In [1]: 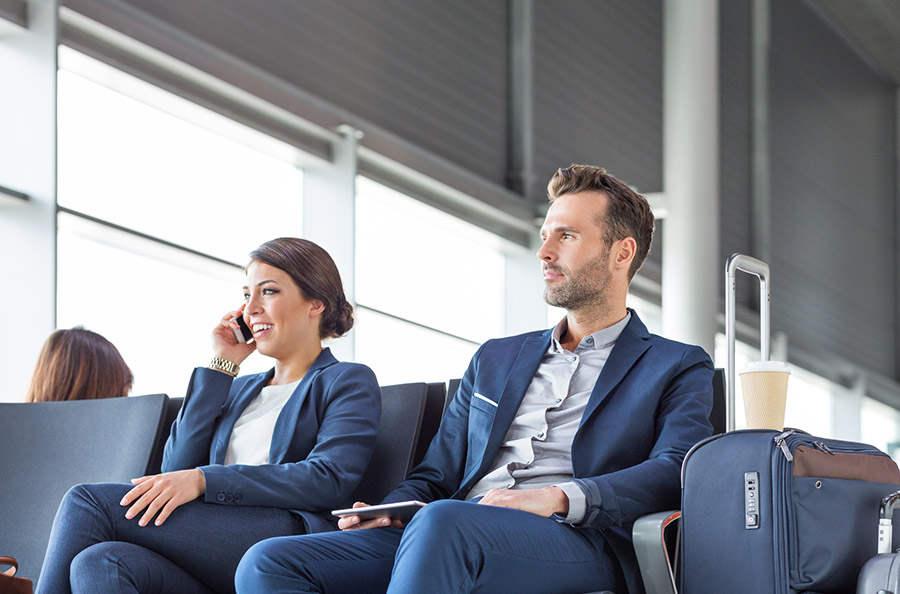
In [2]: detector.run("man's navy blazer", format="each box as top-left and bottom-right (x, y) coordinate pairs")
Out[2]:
(383, 312), (713, 593)
(162, 348), (381, 534)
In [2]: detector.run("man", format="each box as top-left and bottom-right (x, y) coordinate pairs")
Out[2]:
(235, 165), (714, 594)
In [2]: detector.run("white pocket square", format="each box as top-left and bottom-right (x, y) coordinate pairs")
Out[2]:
(473, 393), (498, 407)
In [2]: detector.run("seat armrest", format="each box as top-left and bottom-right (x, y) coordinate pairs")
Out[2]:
(632, 510), (681, 594)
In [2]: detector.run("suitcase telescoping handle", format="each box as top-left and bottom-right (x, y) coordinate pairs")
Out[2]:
(725, 254), (771, 432)
(878, 490), (900, 554)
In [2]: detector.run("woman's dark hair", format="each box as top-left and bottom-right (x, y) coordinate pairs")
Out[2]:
(249, 237), (354, 339)
(25, 327), (134, 402)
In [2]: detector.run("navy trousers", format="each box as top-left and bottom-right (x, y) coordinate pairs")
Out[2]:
(235, 499), (624, 594)
(36, 483), (305, 594)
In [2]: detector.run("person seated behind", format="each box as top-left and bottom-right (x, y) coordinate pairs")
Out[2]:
(235, 165), (715, 594)
(36, 237), (381, 594)
(25, 326), (133, 402)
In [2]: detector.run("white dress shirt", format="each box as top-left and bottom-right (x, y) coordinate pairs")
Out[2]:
(224, 379), (301, 466)
(466, 313), (631, 523)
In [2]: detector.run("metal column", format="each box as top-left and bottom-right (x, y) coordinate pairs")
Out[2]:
(661, 0), (719, 357)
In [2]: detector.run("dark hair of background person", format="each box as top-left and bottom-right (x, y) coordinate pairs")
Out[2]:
(248, 237), (354, 339)
(25, 327), (134, 402)
(547, 164), (655, 281)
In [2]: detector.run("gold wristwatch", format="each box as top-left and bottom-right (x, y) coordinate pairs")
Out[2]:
(209, 357), (239, 377)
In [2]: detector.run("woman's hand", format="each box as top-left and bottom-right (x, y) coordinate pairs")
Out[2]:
(211, 306), (256, 365)
(120, 469), (207, 527)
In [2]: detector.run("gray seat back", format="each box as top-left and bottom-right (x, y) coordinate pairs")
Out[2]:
(0, 394), (168, 581)
(350, 383), (427, 504)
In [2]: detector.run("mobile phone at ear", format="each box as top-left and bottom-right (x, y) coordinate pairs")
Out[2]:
(231, 315), (254, 343)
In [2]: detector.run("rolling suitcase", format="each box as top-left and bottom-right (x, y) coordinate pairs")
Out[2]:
(857, 491), (900, 593)
(681, 255), (900, 593)
(681, 429), (900, 593)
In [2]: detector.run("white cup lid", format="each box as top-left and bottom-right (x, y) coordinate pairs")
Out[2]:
(739, 360), (791, 375)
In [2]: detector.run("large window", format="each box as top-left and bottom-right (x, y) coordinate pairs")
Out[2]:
(714, 334), (853, 441)
(354, 177), (507, 383)
(57, 48), (304, 397)
(862, 398), (900, 457)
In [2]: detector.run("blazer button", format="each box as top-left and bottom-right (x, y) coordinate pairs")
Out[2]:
(216, 492), (226, 502)
(225, 493), (234, 503)
(234, 493), (242, 503)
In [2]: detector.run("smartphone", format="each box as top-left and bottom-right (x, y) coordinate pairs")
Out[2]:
(231, 315), (254, 343)
(332, 501), (426, 523)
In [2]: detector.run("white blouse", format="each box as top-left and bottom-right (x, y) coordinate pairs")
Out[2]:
(224, 379), (301, 466)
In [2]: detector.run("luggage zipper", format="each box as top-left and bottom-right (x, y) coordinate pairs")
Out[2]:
(772, 433), (793, 594)
(774, 430), (796, 462)
(812, 441), (835, 455)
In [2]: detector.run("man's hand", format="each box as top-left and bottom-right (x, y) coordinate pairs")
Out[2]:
(477, 486), (569, 518)
(120, 468), (206, 527)
(338, 501), (405, 531)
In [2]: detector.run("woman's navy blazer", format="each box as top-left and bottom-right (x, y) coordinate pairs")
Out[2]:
(162, 348), (381, 533)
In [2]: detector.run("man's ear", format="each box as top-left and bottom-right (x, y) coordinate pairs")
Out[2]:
(612, 237), (636, 271)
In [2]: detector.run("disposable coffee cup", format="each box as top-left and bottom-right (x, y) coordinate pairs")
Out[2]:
(739, 361), (790, 431)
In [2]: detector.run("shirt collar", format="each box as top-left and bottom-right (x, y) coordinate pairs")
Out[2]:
(550, 311), (632, 353)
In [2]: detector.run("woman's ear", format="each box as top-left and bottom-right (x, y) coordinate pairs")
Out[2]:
(308, 299), (326, 318)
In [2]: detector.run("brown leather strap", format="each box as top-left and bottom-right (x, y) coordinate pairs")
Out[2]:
(0, 556), (18, 577)
(793, 445), (900, 484)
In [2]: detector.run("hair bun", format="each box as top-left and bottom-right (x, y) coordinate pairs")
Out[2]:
(324, 296), (354, 338)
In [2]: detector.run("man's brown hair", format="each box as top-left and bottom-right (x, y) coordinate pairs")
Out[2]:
(547, 164), (655, 280)
(25, 327), (133, 402)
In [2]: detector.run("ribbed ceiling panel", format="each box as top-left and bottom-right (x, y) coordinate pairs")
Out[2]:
(0, 0), (26, 29)
(112, 0), (510, 185)
(719, 1), (754, 306)
(770, 0), (896, 376)
(531, 0), (664, 202)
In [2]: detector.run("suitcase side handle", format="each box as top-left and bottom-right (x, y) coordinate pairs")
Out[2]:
(725, 254), (771, 432)
(879, 491), (900, 554)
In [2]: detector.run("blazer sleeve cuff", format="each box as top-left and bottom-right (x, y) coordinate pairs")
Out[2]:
(198, 465), (244, 505)
(573, 476), (621, 529)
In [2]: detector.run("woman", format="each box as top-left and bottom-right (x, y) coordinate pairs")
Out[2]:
(25, 327), (133, 402)
(36, 238), (381, 594)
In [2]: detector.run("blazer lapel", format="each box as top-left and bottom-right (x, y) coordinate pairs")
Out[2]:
(268, 348), (338, 463)
(470, 332), (552, 480)
(213, 370), (273, 464)
(578, 312), (652, 430)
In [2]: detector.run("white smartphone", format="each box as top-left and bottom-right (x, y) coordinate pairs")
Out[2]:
(331, 501), (426, 523)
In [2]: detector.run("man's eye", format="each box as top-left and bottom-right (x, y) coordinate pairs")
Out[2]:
(562, 233), (574, 239)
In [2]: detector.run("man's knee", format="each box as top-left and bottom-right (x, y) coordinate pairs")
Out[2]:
(406, 500), (477, 533)
(402, 500), (473, 549)
(235, 537), (299, 590)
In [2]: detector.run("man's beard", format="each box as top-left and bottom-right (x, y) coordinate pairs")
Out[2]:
(543, 250), (612, 312)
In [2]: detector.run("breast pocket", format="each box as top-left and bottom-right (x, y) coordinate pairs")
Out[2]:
(469, 393), (497, 433)
(466, 394), (497, 463)
(470, 393), (498, 414)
